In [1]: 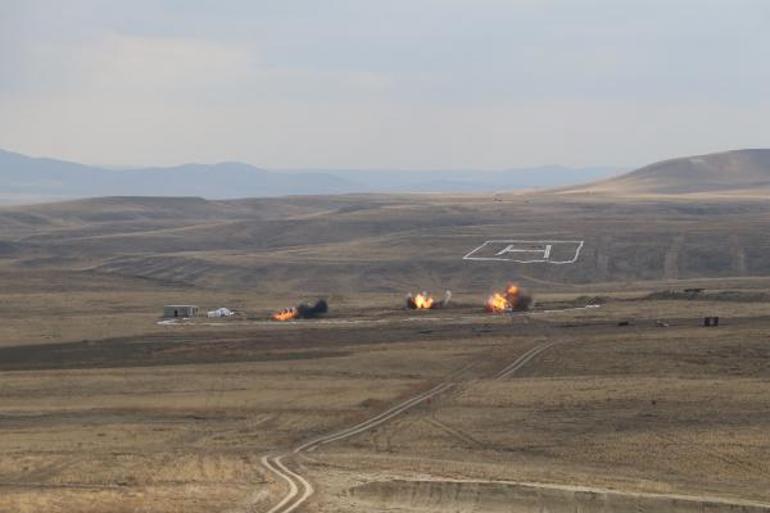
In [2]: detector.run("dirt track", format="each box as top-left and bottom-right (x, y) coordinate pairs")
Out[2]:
(258, 327), (770, 513)
(259, 336), (558, 513)
(349, 479), (770, 513)
(2, 299), (770, 513)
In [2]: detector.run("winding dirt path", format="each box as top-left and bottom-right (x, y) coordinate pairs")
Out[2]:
(259, 340), (560, 512)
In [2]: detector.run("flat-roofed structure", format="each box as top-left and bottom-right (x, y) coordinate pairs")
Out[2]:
(162, 305), (199, 318)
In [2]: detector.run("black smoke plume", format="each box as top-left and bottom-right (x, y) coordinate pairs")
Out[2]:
(513, 290), (533, 311)
(295, 299), (329, 318)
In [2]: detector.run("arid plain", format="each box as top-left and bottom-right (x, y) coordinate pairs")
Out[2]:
(2, 174), (770, 512)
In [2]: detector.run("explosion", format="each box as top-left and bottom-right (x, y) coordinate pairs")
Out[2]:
(406, 290), (452, 310)
(272, 307), (299, 321)
(485, 283), (531, 313)
(486, 292), (510, 313)
(408, 291), (435, 309)
(271, 299), (328, 321)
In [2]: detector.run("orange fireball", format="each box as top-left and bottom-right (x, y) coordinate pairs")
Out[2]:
(407, 290), (452, 310)
(486, 292), (510, 312)
(272, 307), (298, 321)
(412, 292), (435, 309)
(485, 282), (522, 313)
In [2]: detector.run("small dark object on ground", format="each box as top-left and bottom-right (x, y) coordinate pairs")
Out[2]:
(684, 288), (704, 300)
(296, 299), (329, 318)
(704, 316), (720, 327)
(617, 321), (630, 327)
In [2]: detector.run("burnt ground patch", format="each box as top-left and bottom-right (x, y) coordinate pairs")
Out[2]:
(0, 337), (350, 371)
(0, 318), (537, 371)
(3, 312), (770, 372)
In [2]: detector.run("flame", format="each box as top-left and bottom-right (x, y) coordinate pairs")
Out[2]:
(412, 292), (435, 309)
(485, 282), (521, 313)
(272, 299), (328, 321)
(272, 307), (298, 321)
(485, 292), (509, 312)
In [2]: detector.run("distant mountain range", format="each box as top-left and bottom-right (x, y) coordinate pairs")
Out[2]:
(0, 148), (620, 204)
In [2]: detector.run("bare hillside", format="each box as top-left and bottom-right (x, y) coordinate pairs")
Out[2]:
(3, 193), (770, 293)
(566, 149), (770, 195)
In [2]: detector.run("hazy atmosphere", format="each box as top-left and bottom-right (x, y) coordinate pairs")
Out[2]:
(2, 0), (769, 170)
(4, 3), (770, 513)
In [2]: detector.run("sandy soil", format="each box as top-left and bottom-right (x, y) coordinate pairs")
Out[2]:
(1, 290), (769, 512)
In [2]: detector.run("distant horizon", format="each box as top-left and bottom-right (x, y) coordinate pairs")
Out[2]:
(0, 144), (628, 205)
(4, 144), (769, 179)
(0, 145), (626, 173)
(4, 144), (770, 207)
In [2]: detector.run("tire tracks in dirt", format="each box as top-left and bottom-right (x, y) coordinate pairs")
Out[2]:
(258, 338), (561, 512)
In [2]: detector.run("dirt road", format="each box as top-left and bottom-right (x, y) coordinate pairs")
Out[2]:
(259, 339), (561, 512)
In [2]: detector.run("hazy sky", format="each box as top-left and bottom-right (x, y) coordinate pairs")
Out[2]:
(1, 0), (769, 169)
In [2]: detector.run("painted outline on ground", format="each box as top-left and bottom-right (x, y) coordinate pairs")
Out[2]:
(463, 240), (584, 264)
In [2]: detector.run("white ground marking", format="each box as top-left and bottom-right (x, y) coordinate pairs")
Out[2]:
(496, 243), (552, 258)
(463, 240), (584, 264)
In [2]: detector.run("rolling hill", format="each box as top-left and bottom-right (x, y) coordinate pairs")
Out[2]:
(566, 149), (770, 195)
(2, 191), (770, 293)
(2, 149), (770, 293)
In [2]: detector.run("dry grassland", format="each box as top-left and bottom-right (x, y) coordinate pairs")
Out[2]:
(1, 193), (770, 512)
(0, 288), (769, 512)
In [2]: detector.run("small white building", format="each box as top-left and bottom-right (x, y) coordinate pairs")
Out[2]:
(163, 305), (199, 318)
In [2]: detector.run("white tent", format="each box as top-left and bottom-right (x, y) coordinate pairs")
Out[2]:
(207, 307), (234, 318)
